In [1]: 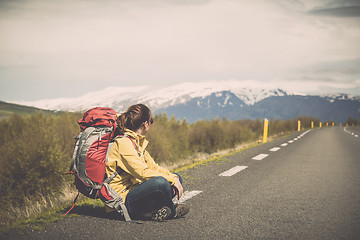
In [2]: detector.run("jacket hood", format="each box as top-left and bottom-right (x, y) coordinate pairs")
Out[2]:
(123, 129), (148, 150)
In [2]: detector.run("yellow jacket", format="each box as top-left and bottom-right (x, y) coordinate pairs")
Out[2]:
(106, 129), (177, 201)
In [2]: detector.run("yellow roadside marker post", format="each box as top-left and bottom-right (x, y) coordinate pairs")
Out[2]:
(298, 120), (301, 132)
(263, 118), (268, 143)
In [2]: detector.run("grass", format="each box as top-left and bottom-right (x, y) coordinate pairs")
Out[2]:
(0, 131), (294, 238)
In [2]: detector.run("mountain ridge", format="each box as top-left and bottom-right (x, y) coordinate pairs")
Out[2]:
(13, 81), (291, 112)
(0, 101), (56, 120)
(10, 81), (360, 123)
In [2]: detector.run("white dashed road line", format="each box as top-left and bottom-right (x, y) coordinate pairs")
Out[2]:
(269, 147), (281, 152)
(177, 190), (202, 204)
(182, 130), (314, 205)
(219, 165), (248, 177)
(252, 153), (269, 161)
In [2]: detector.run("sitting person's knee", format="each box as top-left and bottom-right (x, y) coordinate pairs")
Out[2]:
(173, 173), (183, 184)
(152, 176), (171, 189)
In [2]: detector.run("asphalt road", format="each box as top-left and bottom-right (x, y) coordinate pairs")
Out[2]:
(12, 126), (360, 240)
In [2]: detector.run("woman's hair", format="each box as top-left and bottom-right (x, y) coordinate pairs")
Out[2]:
(117, 104), (154, 132)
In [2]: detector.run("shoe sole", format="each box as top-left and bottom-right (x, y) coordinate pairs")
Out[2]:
(152, 206), (171, 221)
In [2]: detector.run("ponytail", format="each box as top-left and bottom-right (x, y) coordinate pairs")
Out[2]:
(117, 111), (129, 132)
(117, 104), (153, 132)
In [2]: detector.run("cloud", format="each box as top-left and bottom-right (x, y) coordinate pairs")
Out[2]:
(286, 58), (360, 95)
(309, 6), (360, 17)
(0, 0), (359, 101)
(304, 0), (360, 17)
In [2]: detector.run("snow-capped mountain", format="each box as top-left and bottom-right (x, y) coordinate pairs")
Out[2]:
(13, 81), (360, 123)
(15, 81), (287, 112)
(15, 86), (149, 113)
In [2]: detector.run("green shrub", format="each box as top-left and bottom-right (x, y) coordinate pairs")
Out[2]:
(0, 112), (80, 211)
(0, 110), (320, 225)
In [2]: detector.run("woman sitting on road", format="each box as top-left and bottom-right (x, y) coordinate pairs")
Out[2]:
(106, 103), (190, 221)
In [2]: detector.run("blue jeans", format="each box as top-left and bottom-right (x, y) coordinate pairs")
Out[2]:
(124, 174), (182, 219)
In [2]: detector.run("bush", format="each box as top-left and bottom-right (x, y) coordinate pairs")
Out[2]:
(147, 115), (265, 164)
(0, 112), (80, 212)
(0, 111), (320, 224)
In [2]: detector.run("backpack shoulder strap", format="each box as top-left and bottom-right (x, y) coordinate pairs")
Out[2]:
(113, 134), (137, 149)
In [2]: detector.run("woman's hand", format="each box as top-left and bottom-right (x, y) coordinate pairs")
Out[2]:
(173, 177), (183, 200)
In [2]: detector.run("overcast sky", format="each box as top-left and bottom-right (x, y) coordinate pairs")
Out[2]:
(1, 0), (360, 101)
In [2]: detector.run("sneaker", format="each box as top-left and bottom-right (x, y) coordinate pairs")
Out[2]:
(151, 206), (172, 222)
(173, 203), (190, 219)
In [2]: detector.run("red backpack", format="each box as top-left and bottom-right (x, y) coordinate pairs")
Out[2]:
(66, 107), (132, 221)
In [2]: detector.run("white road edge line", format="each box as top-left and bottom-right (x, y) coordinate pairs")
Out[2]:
(219, 165), (248, 177)
(177, 190), (202, 204)
(281, 143), (288, 147)
(252, 153), (269, 161)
